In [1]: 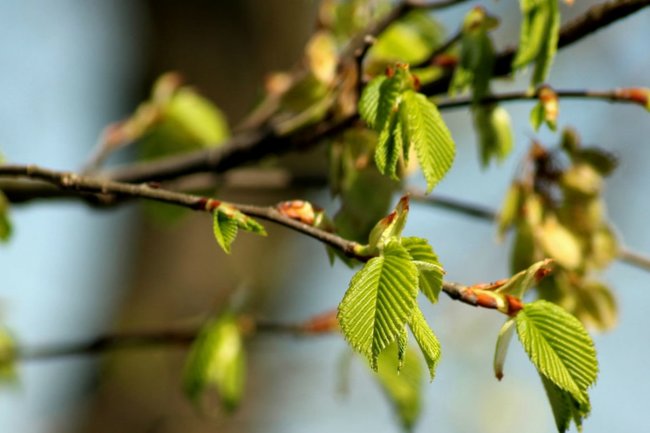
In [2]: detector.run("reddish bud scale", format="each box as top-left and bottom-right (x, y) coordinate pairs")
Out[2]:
(534, 266), (552, 282)
(432, 54), (458, 69)
(616, 88), (650, 108)
(301, 310), (339, 334)
(195, 197), (221, 211)
(385, 66), (395, 78)
(276, 200), (317, 225)
(506, 295), (523, 316)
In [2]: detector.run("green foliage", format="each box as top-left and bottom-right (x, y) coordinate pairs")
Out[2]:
(0, 327), (17, 385)
(375, 342), (424, 432)
(500, 136), (620, 330)
(530, 86), (559, 131)
(450, 7), (498, 100)
(516, 300), (597, 431)
(359, 65), (455, 192)
(513, 0), (560, 88)
(473, 104), (513, 167)
(0, 191), (12, 243)
(408, 308), (441, 381)
(183, 313), (246, 411)
(493, 318), (515, 380)
(211, 204), (267, 254)
(338, 240), (419, 369)
(339, 197), (443, 377)
(401, 237), (444, 303)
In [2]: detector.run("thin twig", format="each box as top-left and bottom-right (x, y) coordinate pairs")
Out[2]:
(436, 88), (650, 110)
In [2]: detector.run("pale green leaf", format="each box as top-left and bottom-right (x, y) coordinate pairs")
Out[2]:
(375, 343), (423, 431)
(473, 104), (513, 167)
(368, 195), (410, 253)
(530, 102), (545, 131)
(359, 76), (387, 129)
(401, 237), (443, 303)
(0, 191), (12, 242)
(183, 313), (246, 411)
(497, 259), (553, 298)
(541, 374), (591, 433)
(536, 217), (582, 270)
(0, 327), (17, 385)
(493, 318), (516, 380)
(513, 0), (560, 88)
(400, 90), (455, 193)
(338, 241), (419, 369)
(213, 211), (239, 254)
(408, 307), (441, 381)
(375, 112), (403, 179)
(497, 183), (522, 239)
(515, 300), (598, 405)
(397, 328), (408, 372)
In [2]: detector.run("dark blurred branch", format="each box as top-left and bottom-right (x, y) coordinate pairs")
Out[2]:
(436, 88), (650, 110)
(84, 0), (648, 186)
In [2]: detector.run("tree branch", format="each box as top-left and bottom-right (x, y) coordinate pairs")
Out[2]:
(408, 189), (650, 272)
(436, 88), (650, 111)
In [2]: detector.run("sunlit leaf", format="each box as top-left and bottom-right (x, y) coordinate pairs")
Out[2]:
(0, 191), (12, 243)
(183, 313), (246, 411)
(375, 112), (404, 179)
(211, 204), (266, 254)
(368, 195), (410, 253)
(306, 30), (338, 84)
(375, 342), (423, 431)
(497, 183), (522, 239)
(473, 104), (513, 167)
(515, 300), (598, 406)
(493, 318), (516, 380)
(541, 374), (591, 433)
(401, 237), (444, 303)
(338, 240), (419, 369)
(513, 0), (561, 88)
(408, 307), (441, 381)
(536, 217), (582, 270)
(399, 90), (455, 192)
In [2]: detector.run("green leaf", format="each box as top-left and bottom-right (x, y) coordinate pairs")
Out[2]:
(399, 90), (455, 192)
(338, 240), (419, 369)
(529, 102), (545, 131)
(536, 217), (582, 270)
(497, 259), (553, 298)
(512, 0), (561, 88)
(401, 237), (444, 303)
(541, 374), (591, 433)
(408, 307), (441, 381)
(473, 104), (513, 167)
(497, 183), (522, 239)
(211, 204), (266, 254)
(213, 211), (239, 254)
(375, 342), (423, 431)
(493, 318), (516, 380)
(359, 76), (387, 129)
(375, 112), (403, 179)
(0, 191), (12, 242)
(515, 300), (598, 406)
(0, 327), (17, 385)
(367, 195), (410, 253)
(183, 313), (246, 411)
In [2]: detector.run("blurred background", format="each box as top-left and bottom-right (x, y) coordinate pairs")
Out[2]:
(0, 1), (649, 432)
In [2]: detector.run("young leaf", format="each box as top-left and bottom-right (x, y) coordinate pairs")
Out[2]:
(493, 318), (516, 380)
(183, 313), (246, 411)
(399, 90), (455, 192)
(401, 237), (444, 303)
(512, 0), (560, 88)
(368, 195), (410, 253)
(497, 183), (522, 239)
(0, 327), (17, 384)
(541, 374), (591, 433)
(338, 240), (419, 369)
(211, 204), (266, 254)
(515, 300), (598, 406)
(375, 342), (423, 431)
(536, 217), (582, 270)
(408, 307), (441, 381)
(375, 112), (404, 179)
(0, 191), (12, 242)
(473, 104), (513, 167)
(359, 76), (387, 129)
(213, 211), (239, 254)
(496, 259), (553, 298)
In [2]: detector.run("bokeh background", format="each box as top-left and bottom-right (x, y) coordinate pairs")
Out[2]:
(1, 1), (649, 432)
